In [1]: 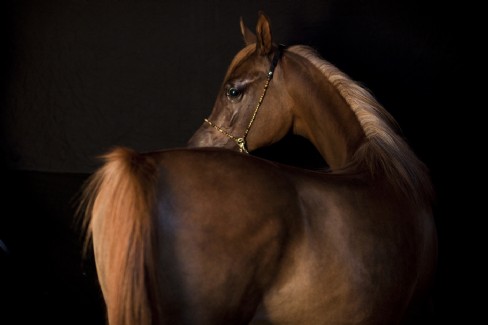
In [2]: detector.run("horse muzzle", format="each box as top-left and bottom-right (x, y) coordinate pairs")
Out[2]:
(187, 126), (236, 150)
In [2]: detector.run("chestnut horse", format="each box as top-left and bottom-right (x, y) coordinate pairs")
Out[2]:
(81, 12), (437, 325)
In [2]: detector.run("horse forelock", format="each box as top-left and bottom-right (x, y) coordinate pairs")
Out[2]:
(288, 45), (433, 205)
(224, 44), (256, 81)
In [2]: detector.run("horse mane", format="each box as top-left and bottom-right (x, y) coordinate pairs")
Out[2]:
(288, 45), (433, 205)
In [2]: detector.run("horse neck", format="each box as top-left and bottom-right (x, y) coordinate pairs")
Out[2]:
(283, 50), (365, 170)
(282, 46), (433, 206)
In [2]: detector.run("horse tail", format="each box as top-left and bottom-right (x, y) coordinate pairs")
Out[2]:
(80, 147), (160, 325)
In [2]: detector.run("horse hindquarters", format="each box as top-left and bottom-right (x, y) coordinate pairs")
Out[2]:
(152, 150), (300, 324)
(83, 148), (300, 325)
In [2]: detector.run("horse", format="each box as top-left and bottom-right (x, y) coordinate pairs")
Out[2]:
(187, 12), (437, 323)
(80, 12), (437, 325)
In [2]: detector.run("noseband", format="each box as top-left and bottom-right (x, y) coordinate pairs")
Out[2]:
(204, 44), (286, 153)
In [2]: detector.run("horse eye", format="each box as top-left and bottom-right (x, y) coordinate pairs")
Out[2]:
(226, 87), (242, 100)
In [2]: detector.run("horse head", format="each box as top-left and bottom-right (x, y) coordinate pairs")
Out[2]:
(188, 12), (293, 153)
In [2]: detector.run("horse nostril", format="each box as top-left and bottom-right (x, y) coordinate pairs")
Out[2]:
(187, 129), (205, 147)
(186, 138), (198, 148)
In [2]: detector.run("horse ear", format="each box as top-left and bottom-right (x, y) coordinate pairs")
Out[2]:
(255, 11), (273, 56)
(240, 17), (256, 46)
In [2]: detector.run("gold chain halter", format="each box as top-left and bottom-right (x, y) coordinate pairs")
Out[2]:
(204, 45), (285, 154)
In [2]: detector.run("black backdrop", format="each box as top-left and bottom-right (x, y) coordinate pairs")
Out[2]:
(0, 0), (475, 324)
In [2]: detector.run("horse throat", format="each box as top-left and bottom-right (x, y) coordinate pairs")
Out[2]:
(285, 55), (365, 170)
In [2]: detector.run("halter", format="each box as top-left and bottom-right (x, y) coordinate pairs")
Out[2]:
(204, 44), (285, 153)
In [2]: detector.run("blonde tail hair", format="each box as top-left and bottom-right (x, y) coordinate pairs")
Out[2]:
(80, 147), (160, 325)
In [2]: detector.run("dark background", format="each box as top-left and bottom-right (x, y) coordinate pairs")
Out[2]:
(0, 0), (475, 324)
